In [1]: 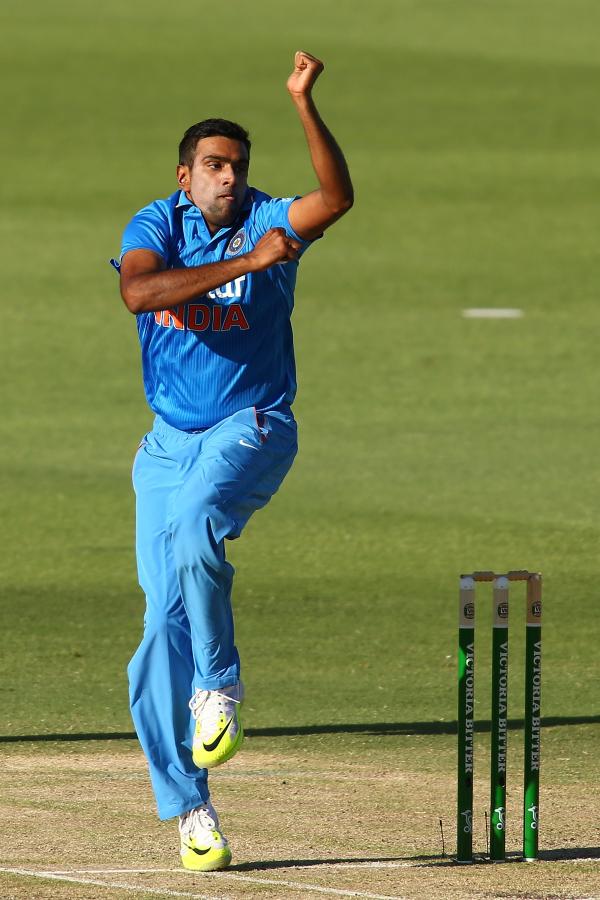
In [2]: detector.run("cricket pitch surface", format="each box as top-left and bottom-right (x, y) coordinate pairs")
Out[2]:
(1, 734), (599, 900)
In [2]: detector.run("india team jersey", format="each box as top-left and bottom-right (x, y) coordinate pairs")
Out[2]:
(119, 188), (311, 431)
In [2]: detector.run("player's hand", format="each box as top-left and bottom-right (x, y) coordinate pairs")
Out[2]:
(286, 50), (324, 98)
(246, 228), (301, 271)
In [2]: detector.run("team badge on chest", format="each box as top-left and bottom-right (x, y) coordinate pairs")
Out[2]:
(225, 227), (247, 257)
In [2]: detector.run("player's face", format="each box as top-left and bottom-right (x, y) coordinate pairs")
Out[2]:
(177, 137), (249, 233)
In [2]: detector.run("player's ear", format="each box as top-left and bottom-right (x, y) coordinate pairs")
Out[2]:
(177, 164), (191, 192)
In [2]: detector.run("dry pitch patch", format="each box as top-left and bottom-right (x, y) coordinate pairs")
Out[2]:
(1, 738), (599, 900)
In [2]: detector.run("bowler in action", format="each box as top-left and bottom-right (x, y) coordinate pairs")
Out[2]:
(115, 51), (353, 870)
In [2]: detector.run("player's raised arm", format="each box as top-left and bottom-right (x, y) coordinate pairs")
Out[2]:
(286, 51), (354, 242)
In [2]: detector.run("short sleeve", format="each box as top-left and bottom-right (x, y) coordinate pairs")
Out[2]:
(120, 203), (170, 263)
(253, 195), (313, 256)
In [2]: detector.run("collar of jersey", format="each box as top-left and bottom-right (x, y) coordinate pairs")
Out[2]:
(175, 189), (253, 246)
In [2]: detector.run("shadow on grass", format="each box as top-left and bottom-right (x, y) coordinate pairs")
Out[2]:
(230, 855), (429, 871)
(538, 846), (600, 861)
(459, 847), (600, 867)
(231, 846), (600, 871)
(0, 714), (598, 744)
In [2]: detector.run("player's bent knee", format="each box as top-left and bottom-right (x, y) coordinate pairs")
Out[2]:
(172, 506), (234, 564)
(135, 605), (190, 646)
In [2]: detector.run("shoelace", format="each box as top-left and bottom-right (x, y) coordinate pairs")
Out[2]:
(189, 688), (241, 735)
(180, 803), (217, 837)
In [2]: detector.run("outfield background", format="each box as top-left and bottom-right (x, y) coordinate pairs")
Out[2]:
(1, 0), (599, 864)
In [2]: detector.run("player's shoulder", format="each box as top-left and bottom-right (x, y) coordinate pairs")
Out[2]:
(249, 187), (297, 209)
(247, 187), (272, 218)
(131, 190), (181, 225)
(248, 188), (300, 231)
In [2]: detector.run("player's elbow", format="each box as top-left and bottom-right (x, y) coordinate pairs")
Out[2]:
(120, 280), (145, 314)
(328, 190), (354, 217)
(338, 192), (354, 214)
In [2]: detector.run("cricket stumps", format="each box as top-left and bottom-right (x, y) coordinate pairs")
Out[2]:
(456, 570), (542, 864)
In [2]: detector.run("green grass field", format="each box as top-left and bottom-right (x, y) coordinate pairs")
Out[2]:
(1, 1), (599, 897)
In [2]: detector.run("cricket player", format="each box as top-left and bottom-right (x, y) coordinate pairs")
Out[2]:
(115, 51), (353, 871)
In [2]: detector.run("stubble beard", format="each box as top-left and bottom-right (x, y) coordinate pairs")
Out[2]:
(204, 197), (241, 231)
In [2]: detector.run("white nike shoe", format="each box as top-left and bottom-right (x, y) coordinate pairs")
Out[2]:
(190, 682), (244, 769)
(179, 801), (232, 871)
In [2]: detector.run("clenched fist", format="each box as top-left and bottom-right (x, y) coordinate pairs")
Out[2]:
(246, 228), (301, 272)
(286, 50), (324, 98)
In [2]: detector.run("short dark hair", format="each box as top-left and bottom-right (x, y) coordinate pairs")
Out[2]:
(178, 118), (251, 167)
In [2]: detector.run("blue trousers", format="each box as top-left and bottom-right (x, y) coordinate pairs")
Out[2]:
(128, 406), (297, 820)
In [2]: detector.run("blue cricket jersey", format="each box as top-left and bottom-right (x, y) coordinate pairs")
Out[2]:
(119, 188), (311, 431)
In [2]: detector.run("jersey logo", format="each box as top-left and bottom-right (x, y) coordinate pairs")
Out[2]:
(153, 277), (249, 332)
(225, 227), (246, 256)
(239, 439), (259, 451)
(154, 303), (250, 333)
(207, 275), (245, 300)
